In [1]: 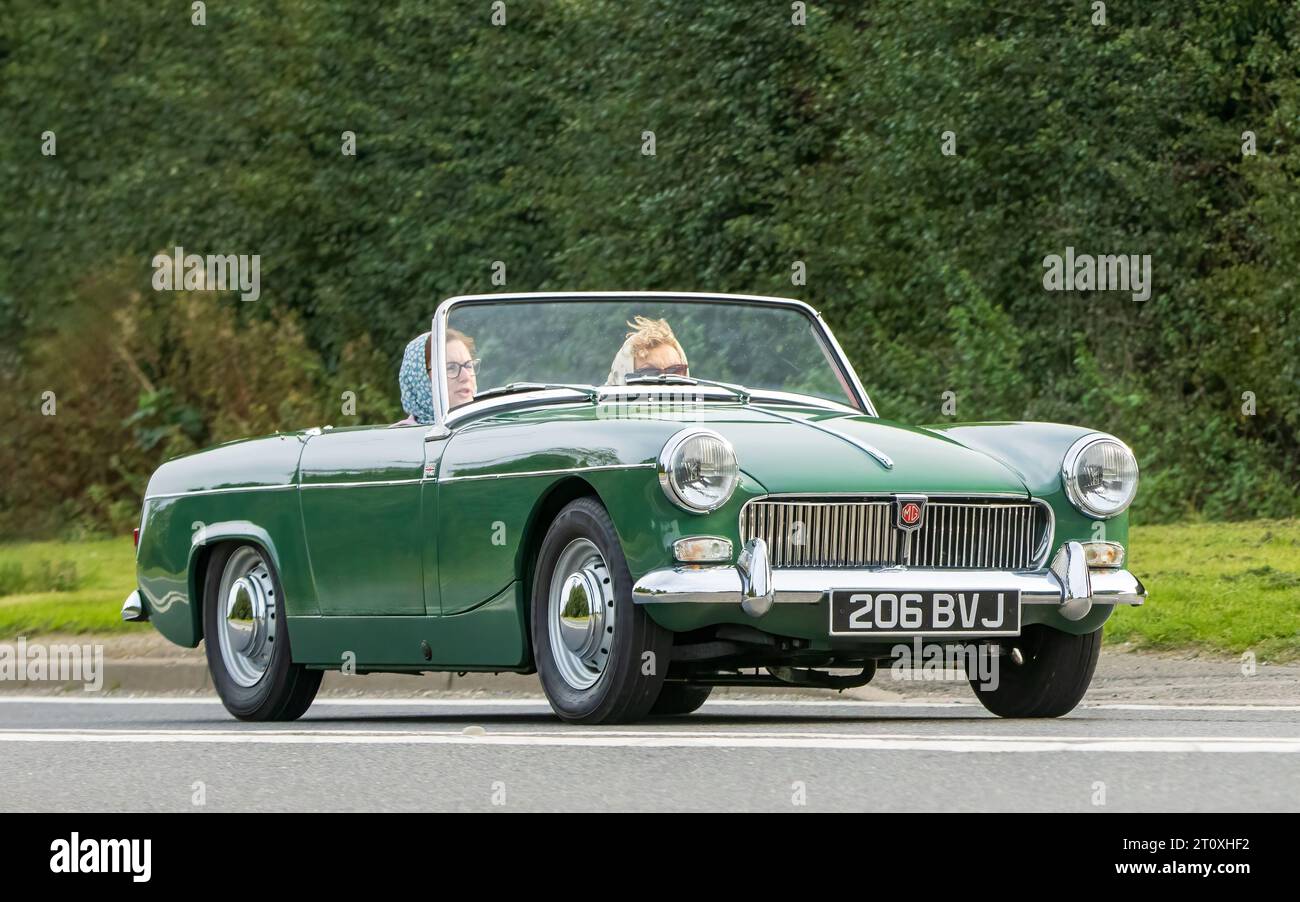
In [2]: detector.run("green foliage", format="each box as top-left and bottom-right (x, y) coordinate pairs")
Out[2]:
(1, 0), (1297, 535)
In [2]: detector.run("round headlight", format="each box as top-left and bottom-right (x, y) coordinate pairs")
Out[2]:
(658, 429), (739, 513)
(1062, 434), (1139, 518)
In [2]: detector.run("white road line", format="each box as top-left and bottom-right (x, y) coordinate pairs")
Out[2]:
(9, 696), (965, 708)
(0, 696), (1298, 712)
(1087, 703), (1300, 712)
(0, 727), (1296, 753)
(0, 696), (557, 707)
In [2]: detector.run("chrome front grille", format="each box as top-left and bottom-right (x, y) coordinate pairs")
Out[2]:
(739, 497), (1051, 570)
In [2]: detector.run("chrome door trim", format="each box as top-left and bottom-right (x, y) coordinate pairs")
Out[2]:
(299, 478), (425, 489)
(143, 484), (297, 502)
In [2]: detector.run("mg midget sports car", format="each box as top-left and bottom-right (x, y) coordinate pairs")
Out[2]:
(125, 292), (1146, 724)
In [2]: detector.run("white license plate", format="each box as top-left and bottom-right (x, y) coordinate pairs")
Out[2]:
(829, 590), (1022, 637)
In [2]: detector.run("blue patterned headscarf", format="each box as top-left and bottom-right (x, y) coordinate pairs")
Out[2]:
(399, 332), (436, 424)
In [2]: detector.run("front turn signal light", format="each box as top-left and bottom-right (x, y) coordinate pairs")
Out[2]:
(673, 536), (733, 563)
(1082, 541), (1125, 569)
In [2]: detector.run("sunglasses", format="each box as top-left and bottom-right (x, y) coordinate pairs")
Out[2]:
(444, 359), (482, 378)
(631, 364), (689, 378)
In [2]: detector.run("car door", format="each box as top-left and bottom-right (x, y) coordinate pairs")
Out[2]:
(298, 425), (432, 615)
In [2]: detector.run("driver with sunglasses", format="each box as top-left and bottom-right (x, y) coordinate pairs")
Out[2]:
(606, 315), (689, 385)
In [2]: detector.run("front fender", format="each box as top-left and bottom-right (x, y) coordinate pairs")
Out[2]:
(585, 467), (767, 583)
(922, 421), (1131, 549)
(138, 507), (297, 648)
(923, 422), (1095, 495)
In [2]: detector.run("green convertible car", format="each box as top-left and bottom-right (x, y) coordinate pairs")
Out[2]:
(125, 292), (1145, 723)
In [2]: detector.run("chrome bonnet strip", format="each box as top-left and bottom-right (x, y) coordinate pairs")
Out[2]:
(752, 407), (894, 469)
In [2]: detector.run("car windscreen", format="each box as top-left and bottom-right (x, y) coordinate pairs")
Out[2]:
(444, 299), (857, 407)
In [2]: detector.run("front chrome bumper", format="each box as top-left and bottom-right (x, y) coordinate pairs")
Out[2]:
(632, 539), (1145, 622)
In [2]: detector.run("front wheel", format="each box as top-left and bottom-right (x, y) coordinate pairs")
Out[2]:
(531, 497), (672, 724)
(969, 624), (1101, 718)
(203, 543), (322, 721)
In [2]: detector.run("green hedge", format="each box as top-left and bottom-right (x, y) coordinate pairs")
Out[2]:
(1, 0), (1297, 536)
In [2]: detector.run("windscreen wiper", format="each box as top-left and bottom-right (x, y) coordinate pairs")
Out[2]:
(472, 382), (600, 403)
(623, 374), (750, 404)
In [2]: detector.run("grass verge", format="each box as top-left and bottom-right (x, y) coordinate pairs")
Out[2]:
(0, 538), (147, 637)
(1110, 519), (1299, 662)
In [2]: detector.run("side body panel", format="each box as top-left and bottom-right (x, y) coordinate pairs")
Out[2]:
(287, 583), (528, 669)
(297, 425), (429, 616)
(434, 410), (677, 614)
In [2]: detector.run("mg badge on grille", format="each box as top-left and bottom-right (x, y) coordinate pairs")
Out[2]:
(894, 495), (926, 531)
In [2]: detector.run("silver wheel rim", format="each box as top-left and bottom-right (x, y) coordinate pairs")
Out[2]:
(216, 547), (277, 688)
(548, 538), (616, 691)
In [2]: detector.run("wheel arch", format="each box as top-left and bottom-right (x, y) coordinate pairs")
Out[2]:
(186, 523), (286, 646)
(516, 476), (604, 643)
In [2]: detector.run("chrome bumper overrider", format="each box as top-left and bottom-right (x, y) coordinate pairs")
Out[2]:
(121, 589), (148, 622)
(632, 539), (1145, 622)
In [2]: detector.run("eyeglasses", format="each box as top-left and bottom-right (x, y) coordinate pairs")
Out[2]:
(631, 364), (689, 378)
(445, 359), (482, 378)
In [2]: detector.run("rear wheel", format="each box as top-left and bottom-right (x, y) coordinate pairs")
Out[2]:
(650, 683), (713, 716)
(970, 624), (1101, 717)
(203, 543), (322, 721)
(532, 497), (672, 724)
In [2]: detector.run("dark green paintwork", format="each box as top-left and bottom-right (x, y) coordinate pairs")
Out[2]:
(288, 582), (529, 669)
(137, 433), (313, 648)
(133, 398), (1131, 672)
(298, 425), (428, 615)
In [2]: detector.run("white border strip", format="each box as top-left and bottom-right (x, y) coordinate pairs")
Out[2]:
(1, 696), (1298, 712)
(0, 727), (1297, 753)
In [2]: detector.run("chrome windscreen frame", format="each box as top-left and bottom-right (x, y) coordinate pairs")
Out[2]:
(426, 291), (880, 435)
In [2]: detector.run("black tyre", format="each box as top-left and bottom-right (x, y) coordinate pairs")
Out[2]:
(970, 624), (1102, 718)
(531, 497), (672, 724)
(203, 543), (322, 721)
(649, 683), (713, 716)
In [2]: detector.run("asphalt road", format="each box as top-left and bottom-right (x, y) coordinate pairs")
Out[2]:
(2, 695), (1298, 811)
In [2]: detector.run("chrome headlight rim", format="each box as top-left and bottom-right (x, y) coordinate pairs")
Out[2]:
(657, 428), (739, 514)
(1062, 433), (1139, 519)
